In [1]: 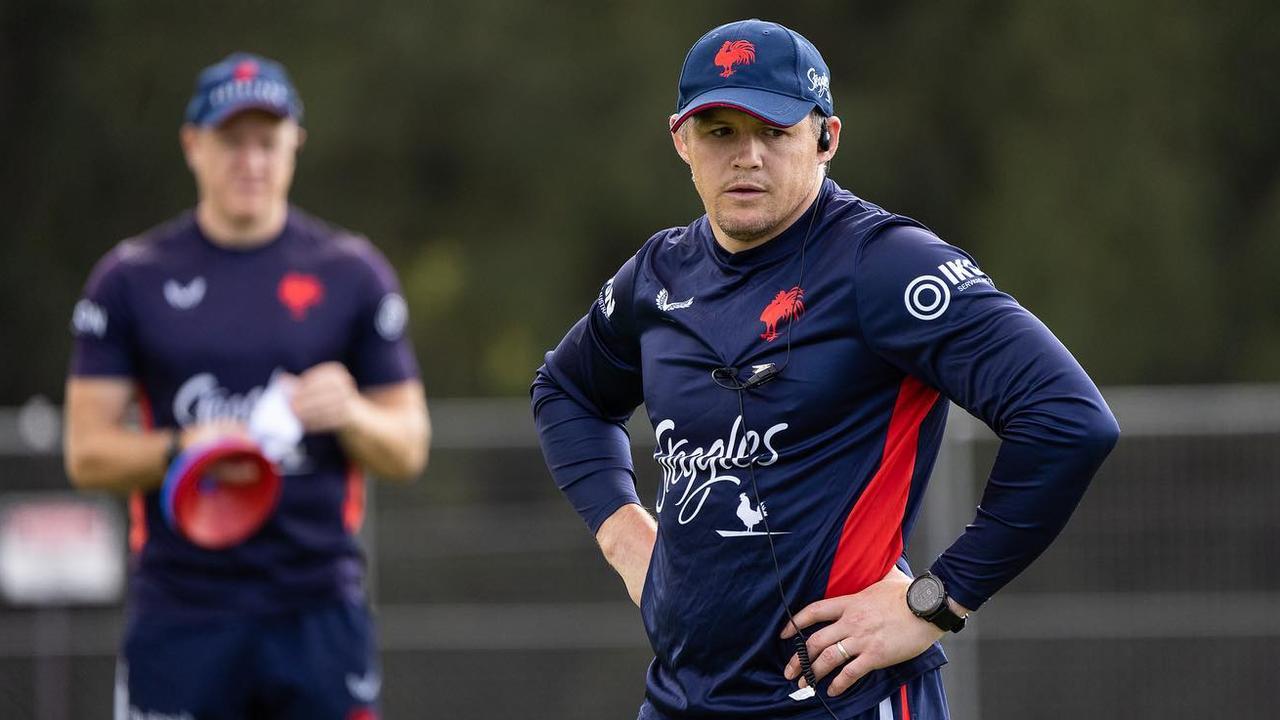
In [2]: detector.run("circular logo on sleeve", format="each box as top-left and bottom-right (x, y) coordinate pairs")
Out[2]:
(375, 293), (408, 340)
(904, 275), (951, 321)
(71, 299), (108, 337)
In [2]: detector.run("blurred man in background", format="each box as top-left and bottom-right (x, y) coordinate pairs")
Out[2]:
(64, 52), (428, 719)
(533, 19), (1117, 720)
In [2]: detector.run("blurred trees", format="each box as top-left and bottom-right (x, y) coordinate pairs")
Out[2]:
(2, 0), (1277, 401)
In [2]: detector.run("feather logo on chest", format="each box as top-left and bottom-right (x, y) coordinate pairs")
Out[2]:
(656, 288), (695, 312)
(653, 416), (791, 536)
(164, 277), (206, 310)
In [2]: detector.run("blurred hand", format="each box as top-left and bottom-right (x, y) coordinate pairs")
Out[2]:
(179, 420), (260, 486)
(289, 362), (361, 433)
(780, 566), (945, 697)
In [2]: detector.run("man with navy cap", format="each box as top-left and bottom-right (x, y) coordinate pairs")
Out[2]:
(533, 19), (1117, 719)
(65, 53), (429, 719)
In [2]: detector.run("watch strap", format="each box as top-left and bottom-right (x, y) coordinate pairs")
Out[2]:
(923, 600), (967, 633)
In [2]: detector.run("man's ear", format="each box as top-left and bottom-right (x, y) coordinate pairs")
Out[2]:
(179, 124), (200, 172)
(670, 114), (691, 165)
(818, 115), (842, 164)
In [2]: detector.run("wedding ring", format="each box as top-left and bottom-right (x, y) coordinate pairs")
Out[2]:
(835, 640), (851, 661)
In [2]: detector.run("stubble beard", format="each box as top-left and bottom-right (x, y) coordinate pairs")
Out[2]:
(713, 203), (780, 245)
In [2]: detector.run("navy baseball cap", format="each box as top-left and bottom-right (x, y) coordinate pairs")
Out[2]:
(672, 19), (833, 132)
(184, 52), (304, 127)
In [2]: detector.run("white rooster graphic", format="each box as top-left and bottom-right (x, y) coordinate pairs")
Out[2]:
(735, 493), (767, 532)
(715, 493), (790, 538)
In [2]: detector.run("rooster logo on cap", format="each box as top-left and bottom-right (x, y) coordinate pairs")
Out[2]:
(232, 59), (259, 82)
(714, 40), (756, 78)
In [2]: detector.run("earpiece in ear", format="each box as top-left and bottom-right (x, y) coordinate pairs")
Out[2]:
(818, 119), (831, 153)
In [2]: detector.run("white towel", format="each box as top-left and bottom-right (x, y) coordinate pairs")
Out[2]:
(248, 375), (303, 464)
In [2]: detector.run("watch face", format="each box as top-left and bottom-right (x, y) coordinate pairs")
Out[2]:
(908, 575), (944, 615)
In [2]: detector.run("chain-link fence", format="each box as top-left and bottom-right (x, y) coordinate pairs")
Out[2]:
(1, 386), (1276, 718)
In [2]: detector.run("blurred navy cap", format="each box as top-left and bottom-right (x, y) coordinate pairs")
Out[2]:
(672, 19), (833, 132)
(184, 52), (304, 127)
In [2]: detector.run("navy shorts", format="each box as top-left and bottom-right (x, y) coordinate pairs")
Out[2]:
(862, 669), (948, 720)
(638, 667), (948, 720)
(115, 600), (380, 720)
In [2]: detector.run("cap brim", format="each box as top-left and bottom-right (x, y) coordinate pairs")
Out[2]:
(202, 101), (294, 128)
(672, 88), (817, 132)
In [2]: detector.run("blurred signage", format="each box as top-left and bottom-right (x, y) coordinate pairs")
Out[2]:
(0, 495), (124, 606)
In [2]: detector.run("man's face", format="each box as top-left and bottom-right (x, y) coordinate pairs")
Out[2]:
(673, 108), (836, 246)
(181, 111), (303, 224)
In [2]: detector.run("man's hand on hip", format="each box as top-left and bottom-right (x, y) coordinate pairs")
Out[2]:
(780, 566), (946, 697)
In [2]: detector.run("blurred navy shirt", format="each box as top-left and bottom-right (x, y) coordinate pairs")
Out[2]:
(71, 208), (418, 617)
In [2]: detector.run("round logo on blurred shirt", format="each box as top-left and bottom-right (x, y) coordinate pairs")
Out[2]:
(71, 299), (108, 337)
(375, 293), (407, 340)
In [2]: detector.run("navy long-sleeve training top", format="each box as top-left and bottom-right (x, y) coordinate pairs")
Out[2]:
(532, 179), (1118, 719)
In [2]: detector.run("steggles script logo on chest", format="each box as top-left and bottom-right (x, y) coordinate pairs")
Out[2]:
(653, 416), (788, 525)
(173, 373), (265, 425)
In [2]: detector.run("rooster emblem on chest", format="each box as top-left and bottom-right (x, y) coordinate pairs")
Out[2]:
(759, 287), (805, 342)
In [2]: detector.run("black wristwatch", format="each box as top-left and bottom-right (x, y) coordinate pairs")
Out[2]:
(907, 572), (967, 633)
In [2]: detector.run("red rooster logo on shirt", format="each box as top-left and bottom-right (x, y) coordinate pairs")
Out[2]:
(714, 40), (756, 78)
(278, 272), (325, 321)
(759, 287), (805, 342)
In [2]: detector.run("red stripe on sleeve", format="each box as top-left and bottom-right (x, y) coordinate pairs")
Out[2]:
(343, 464), (366, 533)
(128, 491), (146, 553)
(900, 684), (911, 720)
(132, 383), (153, 553)
(135, 386), (154, 430)
(824, 376), (938, 598)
